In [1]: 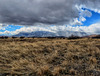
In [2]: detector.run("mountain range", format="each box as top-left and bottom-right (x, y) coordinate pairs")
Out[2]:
(13, 31), (90, 37)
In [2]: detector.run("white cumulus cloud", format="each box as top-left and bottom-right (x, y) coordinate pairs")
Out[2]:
(1, 22), (100, 36)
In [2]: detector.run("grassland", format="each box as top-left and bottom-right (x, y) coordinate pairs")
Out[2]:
(0, 38), (100, 76)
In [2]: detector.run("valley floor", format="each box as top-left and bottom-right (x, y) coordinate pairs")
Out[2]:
(0, 38), (100, 76)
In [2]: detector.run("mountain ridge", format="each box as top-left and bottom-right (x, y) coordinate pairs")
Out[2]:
(13, 31), (90, 37)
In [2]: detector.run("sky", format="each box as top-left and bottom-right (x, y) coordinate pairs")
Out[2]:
(0, 0), (100, 36)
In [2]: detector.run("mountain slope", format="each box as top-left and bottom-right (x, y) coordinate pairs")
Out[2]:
(14, 31), (57, 37)
(13, 31), (89, 37)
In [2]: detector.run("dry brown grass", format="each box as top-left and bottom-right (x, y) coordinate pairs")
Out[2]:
(0, 38), (100, 76)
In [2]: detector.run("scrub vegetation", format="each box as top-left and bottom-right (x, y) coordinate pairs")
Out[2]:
(0, 37), (100, 76)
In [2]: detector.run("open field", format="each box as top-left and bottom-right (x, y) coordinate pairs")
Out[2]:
(0, 38), (100, 76)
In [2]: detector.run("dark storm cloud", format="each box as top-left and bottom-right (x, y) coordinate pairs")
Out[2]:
(78, 0), (100, 11)
(0, 0), (100, 26)
(0, 0), (79, 25)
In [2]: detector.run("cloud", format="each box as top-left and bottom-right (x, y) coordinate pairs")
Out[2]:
(78, 0), (100, 13)
(0, 0), (79, 26)
(79, 17), (86, 22)
(16, 23), (100, 35)
(0, 0), (100, 26)
(0, 30), (10, 35)
(0, 23), (7, 30)
(70, 18), (83, 25)
(1, 22), (100, 36)
(80, 10), (92, 17)
(70, 9), (92, 26)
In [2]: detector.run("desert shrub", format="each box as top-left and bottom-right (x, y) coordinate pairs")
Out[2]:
(0, 36), (4, 39)
(47, 37), (56, 39)
(4, 36), (9, 39)
(12, 36), (17, 39)
(68, 35), (81, 39)
(31, 37), (35, 38)
(0, 36), (8, 39)
(20, 36), (25, 39)
(92, 35), (100, 39)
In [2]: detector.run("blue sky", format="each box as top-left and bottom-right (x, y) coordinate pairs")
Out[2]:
(82, 8), (100, 26)
(0, 25), (23, 32)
